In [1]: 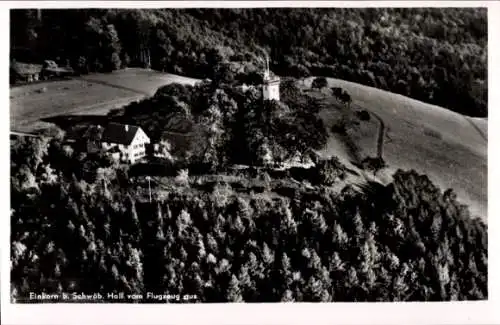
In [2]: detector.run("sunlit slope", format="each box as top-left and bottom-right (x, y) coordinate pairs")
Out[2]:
(304, 77), (487, 220)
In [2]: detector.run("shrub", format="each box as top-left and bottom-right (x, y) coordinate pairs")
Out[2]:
(121, 52), (130, 68)
(212, 181), (233, 208)
(356, 110), (371, 121)
(331, 120), (347, 134)
(423, 127), (443, 140)
(361, 156), (386, 174)
(175, 169), (190, 186)
(311, 76), (328, 89)
(314, 156), (347, 185)
(110, 52), (122, 71)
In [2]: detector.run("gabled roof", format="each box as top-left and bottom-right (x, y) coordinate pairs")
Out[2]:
(101, 123), (143, 146)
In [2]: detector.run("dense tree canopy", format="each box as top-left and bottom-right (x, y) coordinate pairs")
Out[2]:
(11, 131), (488, 302)
(11, 8), (487, 117)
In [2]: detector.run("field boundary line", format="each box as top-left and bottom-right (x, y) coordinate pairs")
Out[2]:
(371, 111), (386, 159)
(79, 77), (152, 96)
(464, 117), (487, 142)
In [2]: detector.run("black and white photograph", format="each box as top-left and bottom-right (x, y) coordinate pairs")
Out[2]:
(2, 1), (497, 323)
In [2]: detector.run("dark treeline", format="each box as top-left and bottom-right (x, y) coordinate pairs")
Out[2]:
(11, 8), (487, 117)
(11, 131), (488, 302)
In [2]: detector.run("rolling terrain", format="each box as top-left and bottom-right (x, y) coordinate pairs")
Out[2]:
(303, 77), (487, 220)
(9, 68), (200, 133)
(9, 69), (487, 220)
(8, 8), (489, 305)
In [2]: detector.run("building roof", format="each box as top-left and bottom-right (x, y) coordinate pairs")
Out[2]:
(11, 62), (43, 76)
(101, 123), (142, 146)
(263, 70), (280, 83)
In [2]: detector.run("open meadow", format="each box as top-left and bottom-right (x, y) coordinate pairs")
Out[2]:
(79, 68), (201, 96)
(303, 77), (487, 220)
(10, 68), (200, 133)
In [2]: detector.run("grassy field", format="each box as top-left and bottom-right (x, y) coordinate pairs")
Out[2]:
(10, 68), (201, 133)
(302, 77), (487, 220)
(79, 68), (201, 96)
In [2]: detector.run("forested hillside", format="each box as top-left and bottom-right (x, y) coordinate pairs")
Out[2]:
(11, 8), (487, 117)
(10, 134), (488, 302)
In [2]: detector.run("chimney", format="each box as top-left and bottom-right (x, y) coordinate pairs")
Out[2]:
(125, 125), (129, 132)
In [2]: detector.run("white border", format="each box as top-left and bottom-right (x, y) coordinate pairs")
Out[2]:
(2, 2), (499, 325)
(1, 1), (495, 9)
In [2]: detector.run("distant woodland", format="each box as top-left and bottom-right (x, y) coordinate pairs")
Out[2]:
(10, 8), (487, 117)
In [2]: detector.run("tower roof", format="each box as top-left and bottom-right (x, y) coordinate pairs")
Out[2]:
(263, 71), (280, 83)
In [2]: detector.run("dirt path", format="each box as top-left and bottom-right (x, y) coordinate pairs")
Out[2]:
(371, 111), (386, 159)
(316, 99), (373, 182)
(10, 131), (41, 138)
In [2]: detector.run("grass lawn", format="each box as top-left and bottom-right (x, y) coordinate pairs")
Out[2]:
(303, 77), (487, 220)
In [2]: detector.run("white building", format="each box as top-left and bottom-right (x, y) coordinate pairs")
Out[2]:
(262, 56), (280, 101)
(99, 123), (151, 164)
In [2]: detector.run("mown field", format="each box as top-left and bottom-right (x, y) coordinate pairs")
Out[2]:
(10, 68), (200, 133)
(302, 77), (487, 220)
(79, 68), (201, 96)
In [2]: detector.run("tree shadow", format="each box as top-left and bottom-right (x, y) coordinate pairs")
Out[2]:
(41, 114), (114, 131)
(40, 114), (119, 140)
